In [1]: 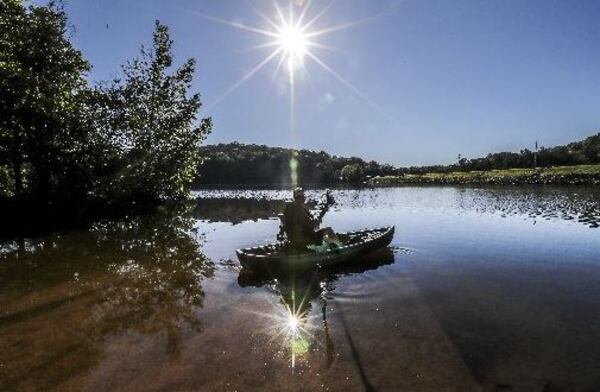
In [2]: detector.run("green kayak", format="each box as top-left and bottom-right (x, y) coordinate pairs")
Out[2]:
(236, 226), (395, 271)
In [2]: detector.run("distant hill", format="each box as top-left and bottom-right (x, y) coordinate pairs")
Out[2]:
(194, 134), (600, 186)
(194, 143), (396, 186)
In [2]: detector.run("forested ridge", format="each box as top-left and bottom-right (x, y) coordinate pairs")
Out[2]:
(196, 134), (600, 186)
(195, 142), (397, 185)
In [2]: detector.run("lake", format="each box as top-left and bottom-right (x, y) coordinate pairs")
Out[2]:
(1, 186), (600, 391)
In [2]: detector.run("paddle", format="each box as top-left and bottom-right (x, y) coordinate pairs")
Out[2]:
(314, 189), (335, 225)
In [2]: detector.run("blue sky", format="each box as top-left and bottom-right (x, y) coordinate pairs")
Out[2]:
(51, 0), (600, 165)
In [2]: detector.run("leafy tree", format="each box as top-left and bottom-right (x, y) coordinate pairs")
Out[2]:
(0, 0), (91, 201)
(340, 163), (365, 184)
(90, 21), (212, 202)
(1, 1), (212, 226)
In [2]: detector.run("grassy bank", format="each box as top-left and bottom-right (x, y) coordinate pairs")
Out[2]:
(369, 165), (600, 186)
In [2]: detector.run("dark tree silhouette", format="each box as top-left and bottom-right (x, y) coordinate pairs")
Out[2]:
(89, 21), (212, 203)
(195, 143), (397, 186)
(0, 0), (91, 202)
(0, 2), (212, 226)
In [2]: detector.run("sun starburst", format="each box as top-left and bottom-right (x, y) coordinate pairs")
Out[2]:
(194, 0), (398, 113)
(277, 24), (308, 73)
(190, 1), (400, 186)
(278, 25), (307, 58)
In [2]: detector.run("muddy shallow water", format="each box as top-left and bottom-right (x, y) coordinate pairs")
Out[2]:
(1, 186), (600, 391)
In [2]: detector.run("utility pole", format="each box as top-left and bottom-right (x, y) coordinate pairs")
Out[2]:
(533, 140), (538, 169)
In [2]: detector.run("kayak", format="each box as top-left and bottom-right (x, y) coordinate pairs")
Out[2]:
(236, 226), (395, 271)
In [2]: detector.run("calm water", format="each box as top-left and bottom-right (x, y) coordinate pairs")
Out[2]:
(1, 187), (600, 391)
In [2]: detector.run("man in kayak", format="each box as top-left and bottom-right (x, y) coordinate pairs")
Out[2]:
(280, 188), (341, 249)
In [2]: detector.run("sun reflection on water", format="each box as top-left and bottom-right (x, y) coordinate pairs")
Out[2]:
(244, 284), (319, 372)
(237, 248), (396, 375)
(288, 312), (300, 335)
(283, 304), (313, 372)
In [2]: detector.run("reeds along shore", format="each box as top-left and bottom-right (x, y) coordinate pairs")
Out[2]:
(368, 165), (600, 186)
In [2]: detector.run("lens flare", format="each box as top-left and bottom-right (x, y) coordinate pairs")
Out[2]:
(289, 152), (299, 187)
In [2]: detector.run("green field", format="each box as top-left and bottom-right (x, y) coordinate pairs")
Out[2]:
(369, 165), (600, 186)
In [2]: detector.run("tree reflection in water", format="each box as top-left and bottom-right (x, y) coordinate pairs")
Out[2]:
(88, 204), (214, 356)
(237, 248), (394, 373)
(0, 203), (213, 390)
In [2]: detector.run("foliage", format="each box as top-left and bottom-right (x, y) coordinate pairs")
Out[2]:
(89, 22), (212, 203)
(196, 135), (600, 187)
(195, 142), (396, 186)
(0, 0), (91, 201)
(370, 164), (600, 186)
(0, 1), (210, 214)
(340, 163), (365, 184)
(400, 133), (600, 175)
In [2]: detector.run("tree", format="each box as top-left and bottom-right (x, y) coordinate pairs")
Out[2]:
(0, 0), (91, 201)
(90, 21), (212, 202)
(340, 163), (365, 184)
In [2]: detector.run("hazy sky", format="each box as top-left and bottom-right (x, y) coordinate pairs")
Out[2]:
(53, 0), (600, 165)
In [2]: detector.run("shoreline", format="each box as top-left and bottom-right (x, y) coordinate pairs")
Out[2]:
(368, 164), (600, 186)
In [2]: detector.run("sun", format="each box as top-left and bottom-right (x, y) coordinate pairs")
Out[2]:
(196, 0), (395, 117)
(277, 24), (308, 74)
(277, 25), (307, 61)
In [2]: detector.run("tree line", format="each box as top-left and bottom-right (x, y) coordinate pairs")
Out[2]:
(0, 1), (211, 220)
(196, 134), (600, 186)
(194, 143), (397, 186)
(400, 133), (600, 175)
